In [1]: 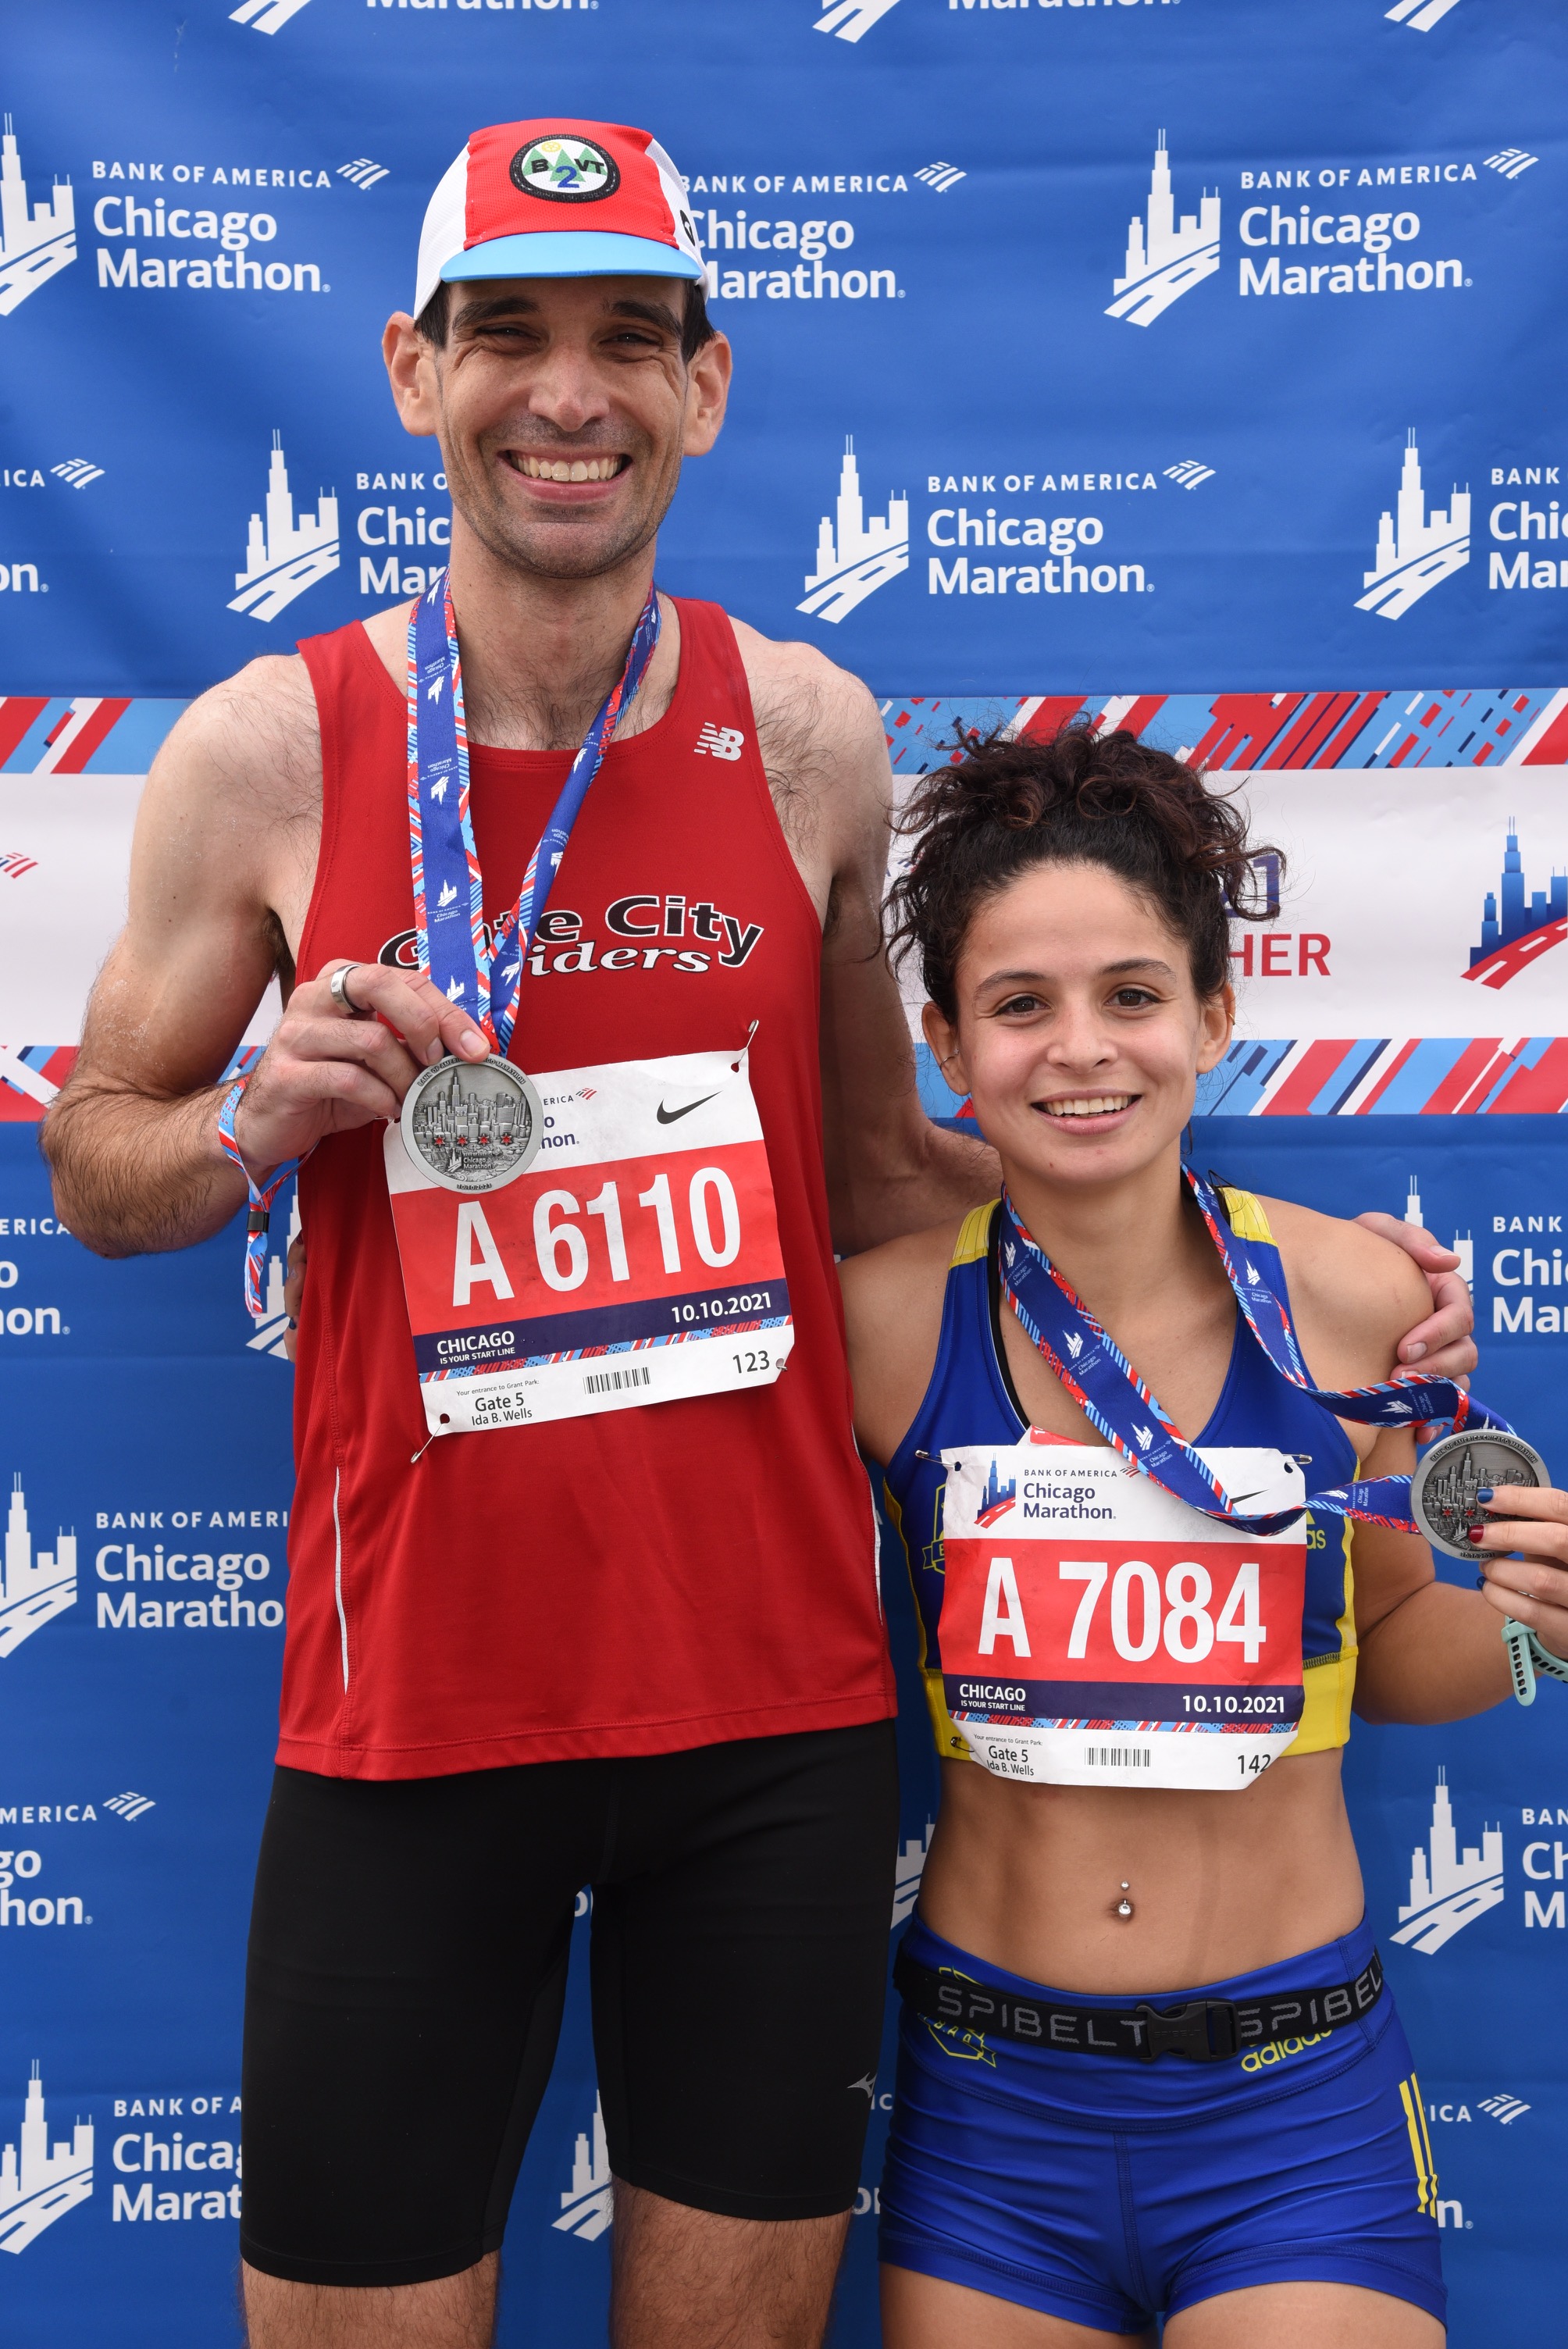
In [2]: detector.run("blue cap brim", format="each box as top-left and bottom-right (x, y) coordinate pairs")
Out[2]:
(443, 230), (704, 285)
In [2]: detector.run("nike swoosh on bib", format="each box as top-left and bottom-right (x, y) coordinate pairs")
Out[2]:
(656, 1092), (720, 1124)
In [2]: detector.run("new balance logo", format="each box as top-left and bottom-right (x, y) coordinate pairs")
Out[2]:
(230, 0), (313, 30)
(554, 2098), (613, 2240)
(337, 159), (389, 191)
(1484, 148), (1538, 181)
(1386, 0), (1463, 28)
(49, 460), (103, 490)
(815, 0), (903, 41)
(694, 722), (744, 761)
(915, 162), (965, 194)
(1164, 461), (1214, 490)
(103, 1792), (155, 1823)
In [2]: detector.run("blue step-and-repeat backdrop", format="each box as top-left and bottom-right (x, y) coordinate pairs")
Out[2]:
(2, 2), (1566, 2342)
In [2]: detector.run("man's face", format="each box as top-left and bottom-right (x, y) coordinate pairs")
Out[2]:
(383, 276), (730, 583)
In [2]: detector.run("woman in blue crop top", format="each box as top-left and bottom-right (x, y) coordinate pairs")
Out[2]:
(839, 723), (1568, 2349)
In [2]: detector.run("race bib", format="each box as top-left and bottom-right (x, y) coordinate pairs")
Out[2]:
(384, 1045), (793, 1435)
(939, 1437), (1308, 1791)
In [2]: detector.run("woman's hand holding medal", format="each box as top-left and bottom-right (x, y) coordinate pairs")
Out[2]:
(1470, 1484), (1568, 1666)
(226, 957), (491, 1184)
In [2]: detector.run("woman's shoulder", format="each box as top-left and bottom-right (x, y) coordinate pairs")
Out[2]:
(839, 1211), (985, 1465)
(1249, 1192), (1430, 1385)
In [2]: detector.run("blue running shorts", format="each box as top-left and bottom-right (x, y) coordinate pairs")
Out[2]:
(879, 1913), (1445, 2333)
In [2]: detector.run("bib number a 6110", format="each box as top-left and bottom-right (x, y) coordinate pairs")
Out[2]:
(385, 1046), (793, 1435)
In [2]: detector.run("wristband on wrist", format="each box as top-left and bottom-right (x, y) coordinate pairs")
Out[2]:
(216, 1076), (308, 1321)
(1502, 1617), (1568, 1707)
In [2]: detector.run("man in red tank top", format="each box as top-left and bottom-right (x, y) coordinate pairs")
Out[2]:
(44, 116), (1474, 2349)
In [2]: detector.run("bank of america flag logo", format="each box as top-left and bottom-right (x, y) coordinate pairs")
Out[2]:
(815, 0), (903, 41)
(1484, 148), (1538, 181)
(50, 459), (103, 490)
(554, 2098), (612, 2240)
(799, 441), (908, 626)
(104, 1791), (155, 1823)
(0, 2066), (94, 2255)
(1107, 134), (1220, 329)
(231, 0), (313, 31)
(914, 162), (965, 194)
(1392, 1770), (1503, 1955)
(338, 159), (389, 192)
(1356, 433), (1469, 621)
(1387, 0), (1463, 29)
(230, 434), (340, 624)
(1164, 460), (1214, 490)
(0, 117), (75, 318)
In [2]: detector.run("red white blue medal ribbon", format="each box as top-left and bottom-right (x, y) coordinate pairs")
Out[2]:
(216, 1078), (301, 1321)
(996, 1165), (1514, 1540)
(407, 567), (661, 1054)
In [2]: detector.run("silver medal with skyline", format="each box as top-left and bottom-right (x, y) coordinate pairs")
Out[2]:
(1410, 1429), (1549, 1562)
(400, 1053), (543, 1193)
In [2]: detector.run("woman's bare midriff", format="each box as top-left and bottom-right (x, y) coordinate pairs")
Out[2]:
(918, 1745), (1365, 1996)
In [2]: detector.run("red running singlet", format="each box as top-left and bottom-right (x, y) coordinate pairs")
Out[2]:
(282, 601), (893, 1777)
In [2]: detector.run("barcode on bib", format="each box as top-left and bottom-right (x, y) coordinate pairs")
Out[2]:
(1084, 1747), (1151, 1769)
(583, 1366), (652, 1396)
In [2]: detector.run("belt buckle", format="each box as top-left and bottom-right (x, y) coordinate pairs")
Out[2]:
(1132, 1997), (1240, 2062)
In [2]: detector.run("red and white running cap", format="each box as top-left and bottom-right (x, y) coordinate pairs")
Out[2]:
(415, 119), (705, 317)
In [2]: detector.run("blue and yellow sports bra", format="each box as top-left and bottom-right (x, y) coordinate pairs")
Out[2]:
(883, 1187), (1360, 1771)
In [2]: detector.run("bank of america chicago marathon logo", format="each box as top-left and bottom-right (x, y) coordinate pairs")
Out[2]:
(0, 1474), (77, 1660)
(1465, 824), (1566, 992)
(0, 2066), (94, 2255)
(230, 434), (340, 624)
(0, 116), (75, 317)
(1107, 135), (1220, 330)
(1356, 433), (1469, 622)
(1392, 1770), (1506, 1955)
(799, 440), (909, 624)
(555, 2096), (613, 2241)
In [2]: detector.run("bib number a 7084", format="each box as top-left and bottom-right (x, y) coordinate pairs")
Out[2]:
(1042, 1556), (1265, 1666)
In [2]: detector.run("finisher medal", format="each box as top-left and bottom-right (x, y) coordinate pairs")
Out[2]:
(398, 565), (661, 1186)
(400, 1053), (543, 1194)
(1409, 1428), (1550, 1562)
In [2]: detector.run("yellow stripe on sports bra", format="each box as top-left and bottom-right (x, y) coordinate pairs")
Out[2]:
(949, 1201), (998, 1270)
(1217, 1184), (1275, 1245)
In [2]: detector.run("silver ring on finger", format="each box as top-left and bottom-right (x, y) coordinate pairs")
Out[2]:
(329, 963), (373, 1020)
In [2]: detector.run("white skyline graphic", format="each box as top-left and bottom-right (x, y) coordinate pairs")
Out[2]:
(815, 0), (903, 41)
(1107, 134), (1220, 329)
(1356, 433), (1470, 621)
(554, 2098), (612, 2241)
(246, 1189), (301, 1360)
(230, 435), (340, 625)
(799, 441), (909, 626)
(230, 0), (315, 32)
(1387, 0), (1463, 30)
(1392, 1770), (1504, 1955)
(1, 1476), (77, 1660)
(892, 1819), (934, 1928)
(0, 117), (75, 319)
(0, 2066), (94, 2255)
(1404, 1175), (1472, 1288)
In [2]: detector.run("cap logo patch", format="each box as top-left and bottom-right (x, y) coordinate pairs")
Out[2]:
(510, 134), (620, 204)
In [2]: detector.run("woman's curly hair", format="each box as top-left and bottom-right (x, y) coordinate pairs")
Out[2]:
(887, 722), (1283, 1019)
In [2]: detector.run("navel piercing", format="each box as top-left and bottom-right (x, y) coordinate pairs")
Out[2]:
(1114, 1881), (1134, 1920)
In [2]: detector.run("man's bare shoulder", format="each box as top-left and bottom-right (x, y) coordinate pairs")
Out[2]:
(154, 651), (321, 826)
(727, 616), (884, 769)
(1258, 1193), (1431, 1383)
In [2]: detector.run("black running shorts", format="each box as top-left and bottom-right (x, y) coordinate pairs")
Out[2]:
(240, 1720), (900, 2287)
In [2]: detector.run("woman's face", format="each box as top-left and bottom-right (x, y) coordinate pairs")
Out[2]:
(923, 860), (1233, 1191)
